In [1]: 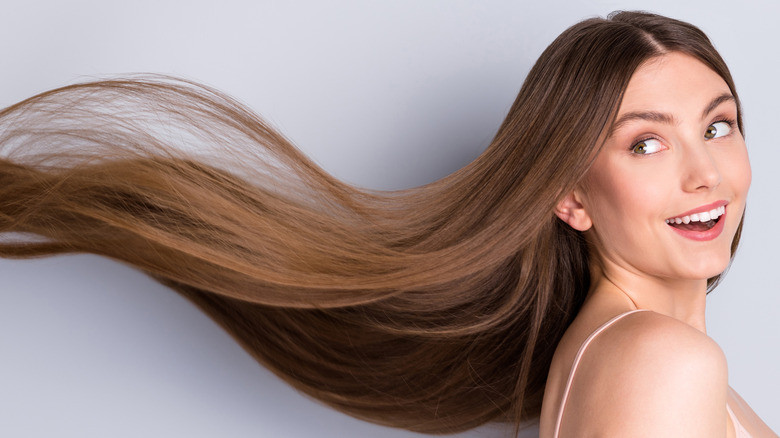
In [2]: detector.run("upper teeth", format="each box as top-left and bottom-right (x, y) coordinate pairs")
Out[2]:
(666, 205), (725, 225)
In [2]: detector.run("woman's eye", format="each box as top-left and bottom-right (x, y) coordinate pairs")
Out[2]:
(704, 121), (732, 139)
(631, 138), (664, 155)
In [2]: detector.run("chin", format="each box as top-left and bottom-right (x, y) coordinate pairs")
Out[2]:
(677, 253), (733, 282)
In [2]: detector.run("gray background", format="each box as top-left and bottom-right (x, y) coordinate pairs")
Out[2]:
(1, 1), (777, 436)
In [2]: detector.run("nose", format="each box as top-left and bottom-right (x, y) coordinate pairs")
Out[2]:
(681, 141), (722, 192)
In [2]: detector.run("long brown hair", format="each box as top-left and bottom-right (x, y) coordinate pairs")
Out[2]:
(0, 11), (743, 434)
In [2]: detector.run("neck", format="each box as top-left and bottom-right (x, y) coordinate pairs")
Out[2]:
(588, 262), (709, 332)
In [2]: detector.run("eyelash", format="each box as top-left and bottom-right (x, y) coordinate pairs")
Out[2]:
(628, 116), (738, 154)
(712, 117), (737, 135)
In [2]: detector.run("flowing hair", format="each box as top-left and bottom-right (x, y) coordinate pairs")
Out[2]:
(0, 11), (743, 434)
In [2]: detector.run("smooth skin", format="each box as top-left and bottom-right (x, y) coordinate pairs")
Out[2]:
(539, 52), (777, 437)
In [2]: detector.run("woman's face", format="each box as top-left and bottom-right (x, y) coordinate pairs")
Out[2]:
(575, 52), (751, 283)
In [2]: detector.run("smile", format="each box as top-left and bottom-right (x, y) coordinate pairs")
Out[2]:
(665, 203), (727, 241)
(665, 205), (725, 227)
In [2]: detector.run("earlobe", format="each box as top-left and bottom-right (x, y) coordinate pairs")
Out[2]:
(555, 191), (593, 231)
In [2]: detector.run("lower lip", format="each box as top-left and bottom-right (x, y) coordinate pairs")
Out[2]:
(667, 212), (726, 241)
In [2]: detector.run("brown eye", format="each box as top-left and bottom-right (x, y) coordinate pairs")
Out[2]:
(631, 138), (663, 155)
(705, 121), (731, 140)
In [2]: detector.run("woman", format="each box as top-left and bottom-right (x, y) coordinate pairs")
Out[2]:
(0, 10), (776, 437)
(540, 49), (767, 437)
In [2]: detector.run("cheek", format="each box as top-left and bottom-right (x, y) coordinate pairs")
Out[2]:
(715, 140), (751, 202)
(582, 161), (674, 265)
(718, 144), (751, 232)
(729, 146), (752, 195)
(584, 164), (669, 227)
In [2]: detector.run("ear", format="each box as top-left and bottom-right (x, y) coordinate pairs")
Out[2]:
(555, 191), (592, 231)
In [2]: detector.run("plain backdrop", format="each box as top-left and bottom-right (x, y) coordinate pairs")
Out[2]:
(1, 1), (778, 437)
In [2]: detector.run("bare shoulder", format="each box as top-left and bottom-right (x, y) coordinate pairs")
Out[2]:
(559, 311), (729, 437)
(608, 311), (727, 366)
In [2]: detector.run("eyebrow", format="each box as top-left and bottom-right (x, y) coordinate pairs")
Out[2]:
(608, 93), (736, 137)
(701, 93), (736, 119)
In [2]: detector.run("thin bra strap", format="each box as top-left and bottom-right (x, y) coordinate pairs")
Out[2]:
(727, 403), (751, 438)
(552, 309), (650, 437)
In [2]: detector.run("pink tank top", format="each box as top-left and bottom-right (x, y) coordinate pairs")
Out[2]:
(552, 310), (752, 437)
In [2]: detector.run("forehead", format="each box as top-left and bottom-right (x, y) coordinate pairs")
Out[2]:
(618, 52), (732, 116)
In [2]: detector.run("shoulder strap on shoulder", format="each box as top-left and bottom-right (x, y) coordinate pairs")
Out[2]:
(552, 309), (650, 437)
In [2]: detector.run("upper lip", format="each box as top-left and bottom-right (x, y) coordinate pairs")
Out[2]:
(668, 200), (729, 219)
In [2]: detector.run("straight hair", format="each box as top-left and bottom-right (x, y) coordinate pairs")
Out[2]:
(0, 11), (743, 433)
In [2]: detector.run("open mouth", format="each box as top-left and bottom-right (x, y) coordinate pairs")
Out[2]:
(665, 205), (725, 232)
